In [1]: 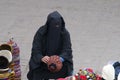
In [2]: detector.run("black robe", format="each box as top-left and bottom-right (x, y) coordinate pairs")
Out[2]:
(27, 11), (73, 80)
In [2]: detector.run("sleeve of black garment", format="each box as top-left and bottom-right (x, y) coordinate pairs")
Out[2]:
(31, 30), (43, 64)
(60, 29), (73, 63)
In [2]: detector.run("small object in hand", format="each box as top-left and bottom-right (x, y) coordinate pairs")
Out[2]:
(47, 55), (63, 73)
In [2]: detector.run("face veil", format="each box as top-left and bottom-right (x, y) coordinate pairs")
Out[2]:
(46, 11), (63, 56)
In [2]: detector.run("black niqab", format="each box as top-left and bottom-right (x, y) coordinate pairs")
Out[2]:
(46, 11), (63, 56)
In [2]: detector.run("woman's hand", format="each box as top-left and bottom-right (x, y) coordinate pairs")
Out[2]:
(41, 56), (50, 64)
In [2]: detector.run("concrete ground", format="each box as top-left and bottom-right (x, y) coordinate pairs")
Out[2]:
(0, 0), (120, 79)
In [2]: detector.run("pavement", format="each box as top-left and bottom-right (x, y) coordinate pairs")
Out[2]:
(0, 0), (120, 79)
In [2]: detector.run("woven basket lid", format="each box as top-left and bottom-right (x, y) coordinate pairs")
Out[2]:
(0, 50), (12, 63)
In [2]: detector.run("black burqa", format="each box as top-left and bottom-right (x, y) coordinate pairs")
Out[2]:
(27, 11), (73, 80)
(46, 12), (62, 56)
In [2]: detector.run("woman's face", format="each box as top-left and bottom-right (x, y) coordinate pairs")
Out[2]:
(48, 17), (62, 29)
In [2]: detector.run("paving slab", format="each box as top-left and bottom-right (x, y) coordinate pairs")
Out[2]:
(0, 0), (120, 79)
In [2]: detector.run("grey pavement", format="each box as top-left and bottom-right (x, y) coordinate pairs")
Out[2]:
(0, 0), (120, 79)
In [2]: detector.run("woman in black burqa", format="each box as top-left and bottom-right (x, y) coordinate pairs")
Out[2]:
(27, 11), (73, 80)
